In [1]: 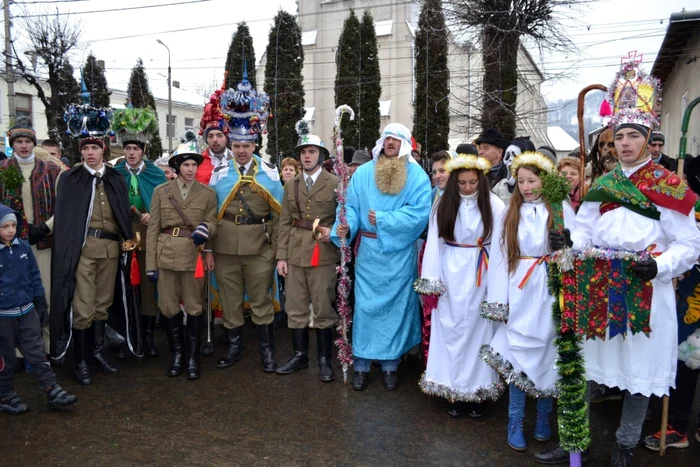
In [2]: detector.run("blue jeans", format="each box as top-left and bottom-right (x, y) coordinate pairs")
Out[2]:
(353, 357), (399, 372)
(508, 384), (553, 420)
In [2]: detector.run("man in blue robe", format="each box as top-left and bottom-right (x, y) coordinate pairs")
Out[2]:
(332, 123), (431, 391)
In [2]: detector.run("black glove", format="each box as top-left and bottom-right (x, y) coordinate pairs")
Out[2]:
(629, 258), (658, 282)
(33, 295), (49, 327)
(28, 222), (50, 245)
(549, 228), (572, 251)
(146, 270), (159, 282)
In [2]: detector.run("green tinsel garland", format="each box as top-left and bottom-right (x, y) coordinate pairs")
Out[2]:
(0, 164), (25, 191)
(112, 108), (158, 135)
(541, 172), (590, 453)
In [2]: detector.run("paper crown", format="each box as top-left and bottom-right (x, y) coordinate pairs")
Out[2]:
(601, 52), (661, 130)
(64, 74), (114, 139)
(445, 154), (491, 174)
(511, 151), (555, 174)
(200, 63), (271, 142)
(112, 107), (158, 145)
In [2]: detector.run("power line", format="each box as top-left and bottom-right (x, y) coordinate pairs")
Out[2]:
(14, 0), (214, 18)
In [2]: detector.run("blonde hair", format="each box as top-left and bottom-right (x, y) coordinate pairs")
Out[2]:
(556, 156), (582, 175)
(280, 157), (300, 174)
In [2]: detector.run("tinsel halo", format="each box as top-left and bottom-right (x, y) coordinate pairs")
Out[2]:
(511, 151), (555, 175)
(445, 154), (491, 174)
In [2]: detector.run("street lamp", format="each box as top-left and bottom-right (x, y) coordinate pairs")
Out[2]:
(157, 39), (172, 153)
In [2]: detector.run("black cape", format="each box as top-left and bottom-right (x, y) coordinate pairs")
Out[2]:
(50, 164), (141, 359)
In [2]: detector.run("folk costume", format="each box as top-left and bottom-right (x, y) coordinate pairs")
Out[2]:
(113, 107), (166, 357)
(50, 99), (140, 385)
(207, 70), (282, 372)
(480, 152), (576, 451)
(565, 57), (700, 463)
(147, 139), (217, 379)
(417, 155), (506, 405)
(276, 126), (339, 382)
(331, 123), (432, 389)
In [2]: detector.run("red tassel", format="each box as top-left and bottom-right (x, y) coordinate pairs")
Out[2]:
(311, 242), (320, 267)
(194, 254), (205, 279)
(599, 99), (612, 117)
(130, 252), (141, 286)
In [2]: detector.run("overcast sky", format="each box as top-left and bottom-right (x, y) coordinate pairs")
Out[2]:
(10, 0), (695, 103)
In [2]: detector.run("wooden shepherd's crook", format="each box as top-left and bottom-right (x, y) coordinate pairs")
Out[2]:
(577, 84), (607, 197)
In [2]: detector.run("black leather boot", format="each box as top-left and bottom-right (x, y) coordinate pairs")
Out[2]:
(316, 328), (335, 382)
(165, 315), (184, 377)
(142, 315), (159, 357)
(45, 384), (78, 409)
(91, 321), (119, 374)
(610, 443), (633, 467)
(186, 315), (201, 380)
(257, 323), (277, 373)
(73, 329), (92, 385)
(217, 327), (243, 369)
(199, 313), (215, 356)
(275, 328), (309, 375)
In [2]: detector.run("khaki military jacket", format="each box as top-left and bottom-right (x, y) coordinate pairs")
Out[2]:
(146, 179), (217, 271)
(277, 169), (339, 267)
(210, 161), (280, 256)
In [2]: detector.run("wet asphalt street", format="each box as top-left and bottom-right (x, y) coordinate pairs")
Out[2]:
(2, 325), (699, 467)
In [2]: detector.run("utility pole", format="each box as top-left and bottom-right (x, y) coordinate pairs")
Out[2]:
(4, 0), (16, 120)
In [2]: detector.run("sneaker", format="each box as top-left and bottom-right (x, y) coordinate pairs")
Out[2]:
(46, 384), (78, 410)
(643, 425), (689, 451)
(0, 391), (29, 415)
(590, 383), (623, 403)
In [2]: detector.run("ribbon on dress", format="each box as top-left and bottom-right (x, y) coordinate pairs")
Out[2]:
(445, 237), (490, 287)
(517, 255), (550, 290)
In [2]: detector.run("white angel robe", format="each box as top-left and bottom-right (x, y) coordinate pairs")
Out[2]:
(419, 191), (506, 401)
(571, 173), (700, 397)
(482, 199), (575, 397)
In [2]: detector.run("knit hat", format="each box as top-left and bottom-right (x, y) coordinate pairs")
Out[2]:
(455, 143), (477, 155)
(537, 145), (558, 165)
(7, 117), (37, 146)
(650, 131), (665, 143)
(475, 128), (509, 150)
(0, 212), (17, 227)
(350, 149), (371, 166)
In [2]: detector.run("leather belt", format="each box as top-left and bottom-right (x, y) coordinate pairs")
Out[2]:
(222, 212), (271, 225)
(161, 227), (193, 238)
(292, 218), (315, 230)
(86, 227), (119, 242)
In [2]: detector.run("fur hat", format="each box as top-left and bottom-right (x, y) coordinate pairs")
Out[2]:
(475, 128), (508, 150)
(7, 117), (37, 146)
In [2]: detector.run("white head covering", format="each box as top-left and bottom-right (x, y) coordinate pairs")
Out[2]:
(371, 123), (417, 164)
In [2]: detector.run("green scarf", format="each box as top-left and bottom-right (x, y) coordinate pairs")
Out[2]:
(582, 164), (660, 220)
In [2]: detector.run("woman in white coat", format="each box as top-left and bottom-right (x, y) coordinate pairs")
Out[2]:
(480, 152), (575, 452)
(416, 155), (506, 418)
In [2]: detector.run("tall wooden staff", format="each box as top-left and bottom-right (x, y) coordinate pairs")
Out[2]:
(577, 84), (607, 197)
(332, 104), (355, 384)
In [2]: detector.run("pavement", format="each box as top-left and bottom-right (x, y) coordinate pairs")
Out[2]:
(2, 325), (699, 466)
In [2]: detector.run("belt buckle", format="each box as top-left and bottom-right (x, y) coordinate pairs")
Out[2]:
(93, 228), (102, 238)
(234, 215), (242, 224)
(172, 227), (180, 237)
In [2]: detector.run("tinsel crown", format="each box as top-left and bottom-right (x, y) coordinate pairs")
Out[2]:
(64, 104), (114, 139)
(445, 154), (491, 174)
(219, 62), (271, 142)
(112, 107), (158, 144)
(604, 51), (661, 130)
(199, 77), (230, 136)
(511, 151), (555, 175)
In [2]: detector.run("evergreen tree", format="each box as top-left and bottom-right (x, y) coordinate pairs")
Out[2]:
(225, 22), (256, 89)
(82, 53), (111, 107)
(126, 58), (164, 159)
(263, 10), (305, 165)
(56, 61), (82, 159)
(413, 0), (450, 157)
(334, 10), (381, 151)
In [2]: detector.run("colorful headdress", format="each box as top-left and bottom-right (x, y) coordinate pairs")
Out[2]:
(295, 119), (329, 159)
(199, 78), (231, 139)
(371, 123), (417, 164)
(112, 107), (158, 149)
(511, 151), (555, 174)
(169, 131), (203, 169)
(445, 154), (491, 174)
(600, 51), (661, 130)
(64, 74), (114, 149)
(6, 116), (37, 146)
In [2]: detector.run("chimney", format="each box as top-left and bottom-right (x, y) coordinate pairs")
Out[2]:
(97, 60), (105, 69)
(173, 80), (180, 89)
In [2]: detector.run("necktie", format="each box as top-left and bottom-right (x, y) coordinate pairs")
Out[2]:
(239, 166), (246, 176)
(306, 176), (314, 193)
(130, 168), (139, 175)
(94, 172), (103, 187)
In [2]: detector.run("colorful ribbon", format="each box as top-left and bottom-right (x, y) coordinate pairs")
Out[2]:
(517, 255), (549, 290)
(445, 238), (489, 287)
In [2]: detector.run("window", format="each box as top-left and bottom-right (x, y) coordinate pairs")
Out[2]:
(184, 117), (195, 131)
(166, 115), (176, 138)
(16, 94), (32, 119)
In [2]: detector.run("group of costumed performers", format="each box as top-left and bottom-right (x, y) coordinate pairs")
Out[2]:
(51, 94), (142, 386)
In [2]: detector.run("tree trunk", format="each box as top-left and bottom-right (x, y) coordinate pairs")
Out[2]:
(481, 26), (520, 140)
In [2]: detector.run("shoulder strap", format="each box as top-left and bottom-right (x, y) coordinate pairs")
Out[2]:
(294, 178), (302, 215)
(163, 185), (195, 229)
(235, 189), (256, 219)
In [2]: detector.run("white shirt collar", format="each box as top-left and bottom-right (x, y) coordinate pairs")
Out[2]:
(238, 158), (254, 174)
(621, 158), (652, 177)
(211, 148), (232, 167)
(127, 161), (145, 175)
(84, 163), (106, 177)
(304, 166), (323, 184)
(15, 152), (36, 164)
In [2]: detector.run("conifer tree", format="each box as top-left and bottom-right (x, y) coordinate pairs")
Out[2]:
(358, 10), (381, 150)
(414, 0), (450, 157)
(225, 22), (256, 89)
(126, 58), (164, 159)
(334, 10), (361, 148)
(56, 61), (82, 159)
(263, 10), (305, 165)
(82, 53), (111, 107)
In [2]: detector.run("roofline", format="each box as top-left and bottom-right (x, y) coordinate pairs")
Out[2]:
(651, 9), (700, 84)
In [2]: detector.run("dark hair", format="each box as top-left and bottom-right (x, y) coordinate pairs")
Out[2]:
(436, 168), (493, 243)
(431, 150), (451, 165)
(41, 139), (61, 149)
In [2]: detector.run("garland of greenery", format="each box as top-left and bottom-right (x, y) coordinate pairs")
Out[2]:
(112, 108), (158, 135)
(541, 172), (590, 454)
(0, 164), (25, 191)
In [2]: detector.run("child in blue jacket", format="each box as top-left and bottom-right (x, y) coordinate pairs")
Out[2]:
(0, 205), (77, 414)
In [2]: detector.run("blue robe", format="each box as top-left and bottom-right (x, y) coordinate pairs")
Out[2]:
(332, 159), (431, 360)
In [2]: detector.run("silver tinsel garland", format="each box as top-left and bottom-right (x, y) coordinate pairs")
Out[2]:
(479, 345), (558, 399)
(413, 277), (447, 296)
(479, 301), (509, 322)
(419, 373), (505, 403)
